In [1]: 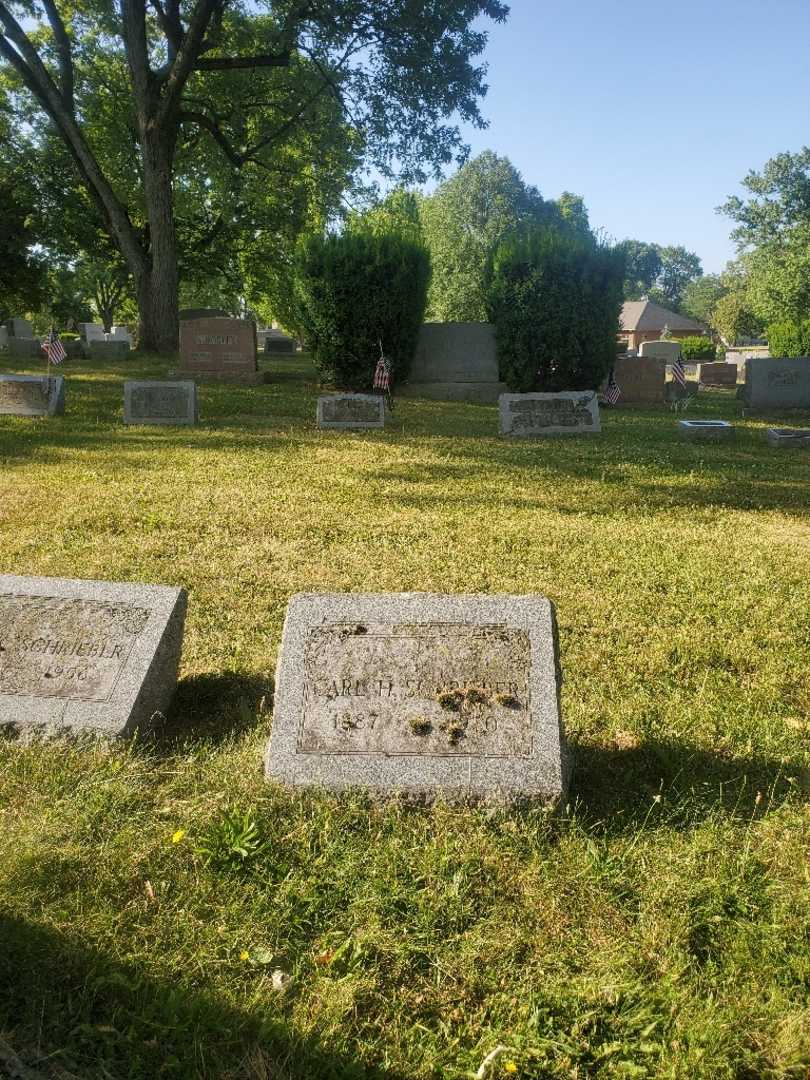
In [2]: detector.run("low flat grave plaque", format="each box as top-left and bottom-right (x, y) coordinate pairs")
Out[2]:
(678, 419), (735, 442)
(499, 391), (600, 436)
(124, 380), (197, 426)
(767, 427), (810, 448)
(0, 375), (64, 417)
(178, 317), (260, 383)
(0, 575), (187, 737)
(265, 593), (568, 804)
(317, 394), (385, 429)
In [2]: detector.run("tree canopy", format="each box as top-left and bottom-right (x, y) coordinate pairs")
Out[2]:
(0, 0), (508, 351)
(617, 239), (703, 310)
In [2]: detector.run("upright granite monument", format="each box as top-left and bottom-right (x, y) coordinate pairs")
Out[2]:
(639, 340), (682, 363)
(0, 574), (187, 738)
(401, 322), (508, 404)
(265, 592), (568, 804)
(124, 380), (198, 426)
(0, 375), (65, 417)
(178, 316), (260, 384)
(499, 391), (600, 437)
(698, 362), (737, 388)
(741, 358), (810, 411)
(609, 355), (666, 404)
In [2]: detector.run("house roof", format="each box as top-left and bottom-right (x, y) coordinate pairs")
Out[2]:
(620, 299), (706, 333)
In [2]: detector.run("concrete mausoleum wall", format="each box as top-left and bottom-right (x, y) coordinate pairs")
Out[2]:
(401, 322), (507, 404)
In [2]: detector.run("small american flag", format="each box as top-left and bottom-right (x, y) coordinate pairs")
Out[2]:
(42, 328), (67, 365)
(604, 369), (621, 405)
(373, 355), (391, 392)
(671, 354), (686, 387)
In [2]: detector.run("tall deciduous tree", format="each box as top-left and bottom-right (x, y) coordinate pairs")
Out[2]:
(0, 0), (507, 353)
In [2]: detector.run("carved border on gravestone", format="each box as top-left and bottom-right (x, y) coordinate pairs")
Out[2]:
(0, 575), (187, 737)
(265, 593), (569, 804)
(124, 380), (198, 426)
(499, 391), (600, 437)
(316, 394), (385, 429)
(0, 375), (65, 417)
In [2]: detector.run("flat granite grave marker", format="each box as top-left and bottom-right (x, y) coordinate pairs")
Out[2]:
(178, 316), (260, 384)
(265, 592), (569, 804)
(767, 427), (810, 448)
(124, 380), (198, 426)
(0, 375), (65, 417)
(678, 420), (735, 442)
(0, 574), (187, 737)
(499, 391), (600, 436)
(317, 394), (385, 429)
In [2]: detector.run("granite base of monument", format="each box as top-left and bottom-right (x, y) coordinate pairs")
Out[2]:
(265, 592), (569, 805)
(0, 575), (187, 738)
(767, 427), (810, 448)
(317, 394), (385, 429)
(678, 420), (735, 442)
(499, 391), (600, 436)
(124, 380), (198, 426)
(0, 375), (65, 417)
(89, 340), (131, 361)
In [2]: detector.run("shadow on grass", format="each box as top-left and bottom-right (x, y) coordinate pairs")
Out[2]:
(150, 670), (274, 748)
(0, 916), (401, 1080)
(569, 737), (806, 829)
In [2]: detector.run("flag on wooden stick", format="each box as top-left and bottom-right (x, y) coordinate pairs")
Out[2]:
(671, 354), (686, 387)
(604, 369), (621, 405)
(373, 340), (393, 410)
(42, 328), (66, 365)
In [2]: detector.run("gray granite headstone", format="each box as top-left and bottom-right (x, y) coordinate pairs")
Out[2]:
(124, 380), (198, 426)
(0, 574), (187, 737)
(742, 358), (810, 411)
(6, 318), (33, 338)
(89, 340), (130, 360)
(678, 419), (735, 442)
(265, 592), (569, 804)
(8, 338), (43, 359)
(402, 322), (508, 403)
(767, 427), (810, 448)
(317, 394), (385, 429)
(0, 327), (8, 351)
(697, 362), (737, 387)
(499, 391), (600, 436)
(0, 375), (65, 417)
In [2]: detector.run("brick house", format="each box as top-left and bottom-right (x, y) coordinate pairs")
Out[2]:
(619, 300), (707, 352)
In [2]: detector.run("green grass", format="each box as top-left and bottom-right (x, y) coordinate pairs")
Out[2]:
(1, 354), (809, 1080)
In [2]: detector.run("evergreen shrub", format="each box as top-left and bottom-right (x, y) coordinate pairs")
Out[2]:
(680, 336), (716, 361)
(293, 231), (430, 390)
(486, 227), (625, 392)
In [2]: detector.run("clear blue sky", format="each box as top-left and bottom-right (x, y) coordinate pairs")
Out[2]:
(451, 0), (810, 273)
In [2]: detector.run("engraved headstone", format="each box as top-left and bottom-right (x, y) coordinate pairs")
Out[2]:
(265, 593), (568, 804)
(742, 358), (810, 411)
(639, 340), (682, 363)
(767, 427), (810, 448)
(697, 362), (737, 387)
(678, 420), (735, 442)
(264, 329), (296, 355)
(0, 375), (65, 417)
(178, 317), (260, 383)
(317, 394), (385, 429)
(610, 355), (666, 403)
(8, 338), (43, 359)
(499, 391), (600, 437)
(0, 574), (187, 737)
(402, 322), (508, 403)
(124, 380), (198, 426)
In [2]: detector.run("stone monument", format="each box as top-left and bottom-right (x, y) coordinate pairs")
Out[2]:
(0, 375), (65, 417)
(317, 394), (385, 429)
(89, 340), (131, 361)
(265, 592), (569, 804)
(767, 427), (810, 448)
(178, 317), (260, 384)
(697, 362), (737, 387)
(7, 338), (43, 359)
(400, 322), (508, 404)
(5, 318), (33, 338)
(741, 358), (810, 411)
(0, 574), (187, 737)
(499, 391), (600, 437)
(678, 420), (735, 442)
(609, 355), (666, 404)
(124, 380), (198, 426)
(639, 340), (682, 363)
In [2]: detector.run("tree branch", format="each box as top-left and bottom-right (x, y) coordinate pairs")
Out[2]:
(194, 51), (290, 71)
(179, 109), (243, 166)
(160, 0), (219, 120)
(149, 0), (181, 61)
(40, 0), (73, 110)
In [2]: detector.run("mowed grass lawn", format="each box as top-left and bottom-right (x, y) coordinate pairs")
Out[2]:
(1, 354), (809, 1080)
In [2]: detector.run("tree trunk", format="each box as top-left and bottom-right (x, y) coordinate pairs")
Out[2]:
(137, 129), (179, 354)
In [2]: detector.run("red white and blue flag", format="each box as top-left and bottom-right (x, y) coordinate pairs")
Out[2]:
(373, 356), (391, 392)
(671, 354), (686, 387)
(42, 328), (66, 365)
(604, 369), (621, 405)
